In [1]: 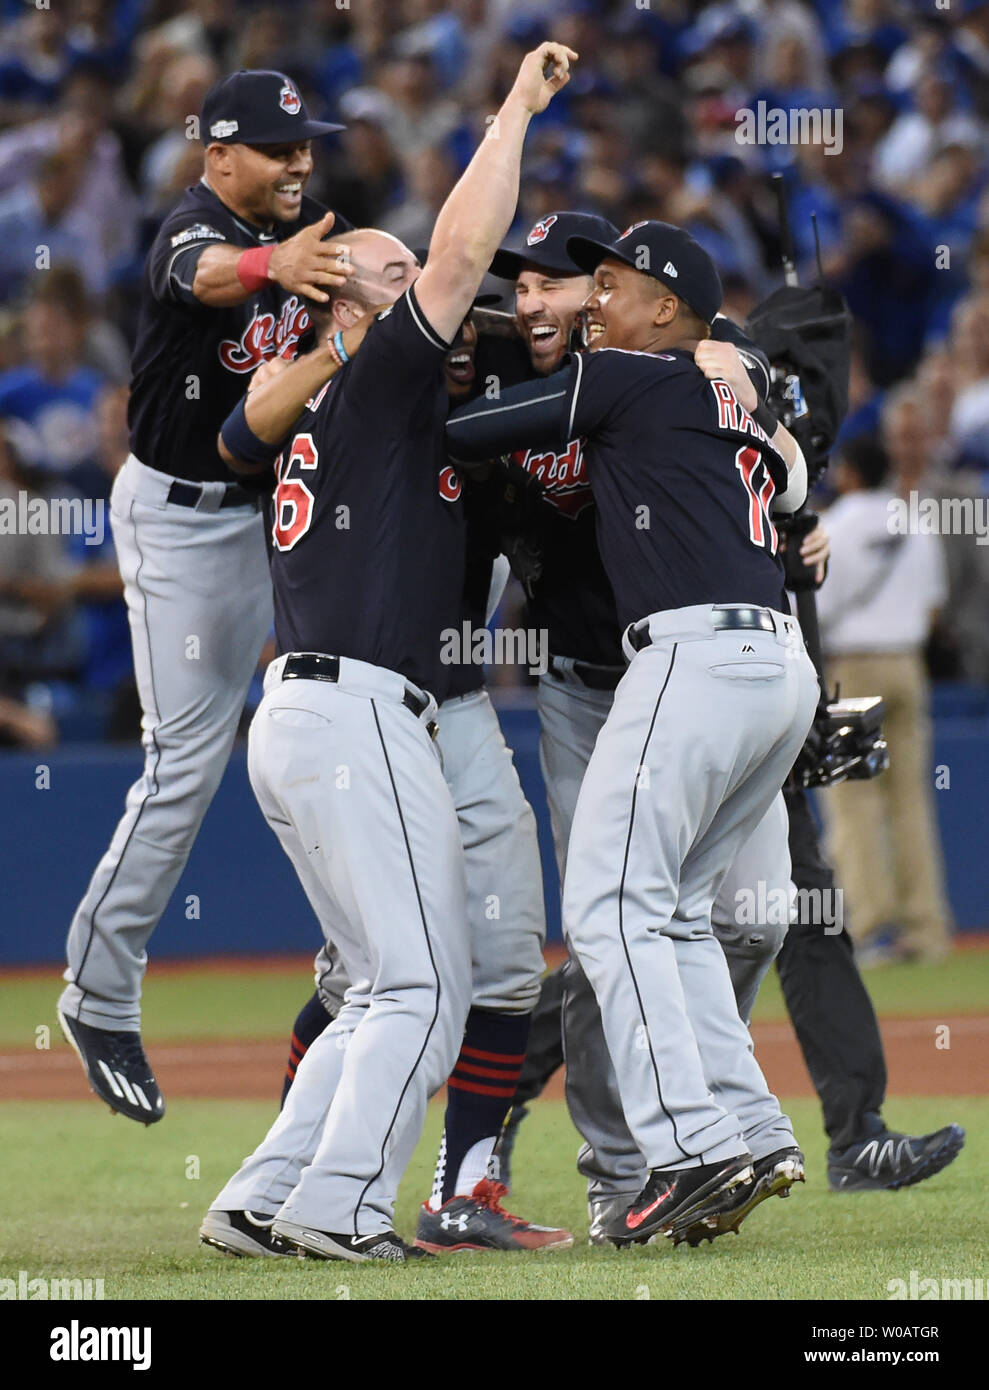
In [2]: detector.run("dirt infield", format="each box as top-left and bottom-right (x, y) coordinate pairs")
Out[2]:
(4, 941), (986, 1105)
(2, 1014), (986, 1104)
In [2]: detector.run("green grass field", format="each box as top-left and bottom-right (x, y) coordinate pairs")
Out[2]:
(1, 946), (987, 1049)
(0, 1096), (983, 1301)
(2, 950), (985, 1301)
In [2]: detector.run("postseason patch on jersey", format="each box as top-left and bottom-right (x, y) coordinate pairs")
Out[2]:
(170, 223), (226, 249)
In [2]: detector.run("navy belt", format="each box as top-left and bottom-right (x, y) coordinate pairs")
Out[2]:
(280, 653), (438, 737)
(548, 656), (625, 691)
(629, 606), (776, 652)
(167, 480), (258, 510)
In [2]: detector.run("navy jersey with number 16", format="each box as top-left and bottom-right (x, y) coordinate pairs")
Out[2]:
(270, 284), (466, 701)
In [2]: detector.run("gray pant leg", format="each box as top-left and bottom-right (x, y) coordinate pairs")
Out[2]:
(312, 690), (545, 1018)
(216, 993), (368, 1216)
(712, 792), (792, 1025)
(314, 942), (349, 1017)
(571, 795), (794, 1199)
(539, 676), (641, 1191)
(537, 672), (614, 882)
(542, 675), (796, 1193)
(256, 678), (471, 1234)
(442, 691), (545, 1013)
(60, 461), (273, 1030)
(564, 957), (644, 1199)
(566, 621), (818, 1170)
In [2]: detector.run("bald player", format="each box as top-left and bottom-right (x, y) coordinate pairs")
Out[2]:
(199, 41), (577, 1264)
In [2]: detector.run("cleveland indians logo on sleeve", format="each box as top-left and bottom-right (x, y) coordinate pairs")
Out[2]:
(218, 296), (311, 372)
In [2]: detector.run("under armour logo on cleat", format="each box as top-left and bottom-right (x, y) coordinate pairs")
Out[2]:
(440, 1212), (470, 1232)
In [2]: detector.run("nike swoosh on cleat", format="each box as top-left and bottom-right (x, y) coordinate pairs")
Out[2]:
(626, 1189), (673, 1230)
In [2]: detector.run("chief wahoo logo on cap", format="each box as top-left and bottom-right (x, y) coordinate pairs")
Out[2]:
(526, 215), (559, 247)
(279, 81), (301, 114)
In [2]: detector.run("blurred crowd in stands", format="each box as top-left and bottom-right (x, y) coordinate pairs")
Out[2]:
(0, 0), (987, 749)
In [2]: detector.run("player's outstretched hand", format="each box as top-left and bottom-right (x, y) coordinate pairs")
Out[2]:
(268, 211), (355, 304)
(694, 339), (758, 412)
(511, 41), (578, 114)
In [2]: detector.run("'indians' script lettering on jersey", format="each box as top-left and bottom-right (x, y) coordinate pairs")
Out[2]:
(513, 437), (589, 518)
(219, 295), (311, 373)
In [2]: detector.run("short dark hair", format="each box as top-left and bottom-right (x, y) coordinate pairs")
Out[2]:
(30, 266), (90, 321)
(840, 433), (889, 489)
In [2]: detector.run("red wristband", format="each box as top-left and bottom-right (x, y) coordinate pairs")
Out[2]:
(236, 246), (274, 293)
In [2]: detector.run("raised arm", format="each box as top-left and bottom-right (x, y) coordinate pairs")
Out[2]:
(414, 41), (576, 344)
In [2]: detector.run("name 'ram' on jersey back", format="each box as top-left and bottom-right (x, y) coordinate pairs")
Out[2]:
(564, 347), (789, 628)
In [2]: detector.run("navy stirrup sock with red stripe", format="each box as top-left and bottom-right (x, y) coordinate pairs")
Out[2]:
(280, 991), (334, 1108)
(431, 1007), (531, 1207)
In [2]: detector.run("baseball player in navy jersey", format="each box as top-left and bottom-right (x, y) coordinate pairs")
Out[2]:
(56, 70), (357, 1124)
(259, 315), (572, 1255)
(197, 41), (577, 1264)
(448, 221), (820, 1246)
(457, 214), (804, 1237)
(490, 215), (966, 1218)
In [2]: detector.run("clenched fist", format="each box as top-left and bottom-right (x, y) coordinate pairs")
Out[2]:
(694, 339), (758, 413)
(510, 42), (578, 115)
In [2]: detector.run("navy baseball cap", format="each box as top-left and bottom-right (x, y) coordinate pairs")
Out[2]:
(201, 70), (344, 146)
(490, 211), (620, 281)
(567, 220), (723, 324)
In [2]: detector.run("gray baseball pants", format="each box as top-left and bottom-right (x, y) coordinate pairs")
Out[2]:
(212, 654), (473, 1235)
(564, 604), (819, 1173)
(59, 456), (272, 1030)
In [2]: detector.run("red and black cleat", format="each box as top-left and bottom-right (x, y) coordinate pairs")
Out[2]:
(414, 1178), (574, 1253)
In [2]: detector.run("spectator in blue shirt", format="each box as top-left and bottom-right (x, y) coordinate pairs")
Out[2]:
(0, 149), (89, 301)
(0, 270), (105, 492)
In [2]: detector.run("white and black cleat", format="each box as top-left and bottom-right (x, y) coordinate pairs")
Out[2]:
(57, 1008), (165, 1125)
(200, 1209), (292, 1258)
(272, 1221), (432, 1263)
